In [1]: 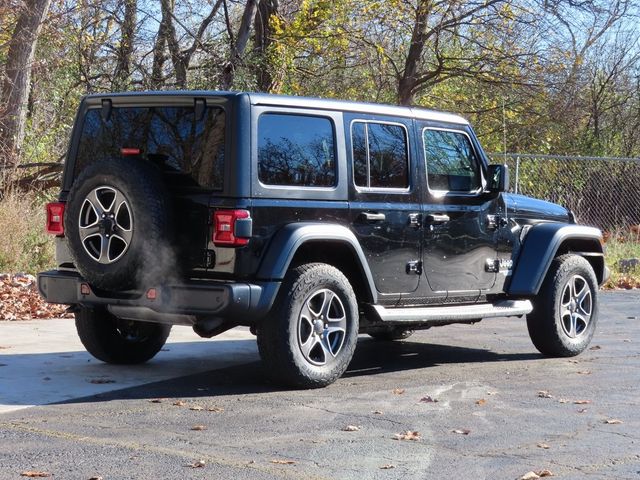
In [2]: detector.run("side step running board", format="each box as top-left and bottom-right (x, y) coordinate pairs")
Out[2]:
(373, 300), (533, 325)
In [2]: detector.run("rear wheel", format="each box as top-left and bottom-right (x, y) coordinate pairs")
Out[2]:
(368, 328), (414, 341)
(75, 307), (171, 364)
(257, 263), (359, 388)
(527, 254), (598, 357)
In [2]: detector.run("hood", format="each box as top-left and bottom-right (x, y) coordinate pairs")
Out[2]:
(507, 193), (572, 223)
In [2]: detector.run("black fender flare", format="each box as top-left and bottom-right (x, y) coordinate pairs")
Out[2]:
(256, 223), (378, 303)
(508, 223), (604, 296)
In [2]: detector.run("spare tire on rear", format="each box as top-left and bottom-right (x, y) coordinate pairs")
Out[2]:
(65, 157), (173, 291)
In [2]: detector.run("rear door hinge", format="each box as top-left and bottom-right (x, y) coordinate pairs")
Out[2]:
(406, 260), (422, 275)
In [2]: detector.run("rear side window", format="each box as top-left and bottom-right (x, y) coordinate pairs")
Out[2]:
(258, 113), (336, 187)
(352, 121), (409, 189)
(75, 106), (226, 189)
(423, 129), (481, 192)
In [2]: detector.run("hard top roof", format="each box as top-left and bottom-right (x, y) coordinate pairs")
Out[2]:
(83, 90), (470, 125)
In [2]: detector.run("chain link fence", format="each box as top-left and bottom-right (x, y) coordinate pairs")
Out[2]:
(489, 153), (640, 232)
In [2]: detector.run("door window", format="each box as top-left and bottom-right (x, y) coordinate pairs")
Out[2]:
(423, 129), (481, 192)
(352, 121), (409, 189)
(258, 113), (336, 187)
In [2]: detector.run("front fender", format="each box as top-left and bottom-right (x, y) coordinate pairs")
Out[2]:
(508, 223), (604, 296)
(256, 223), (378, 303)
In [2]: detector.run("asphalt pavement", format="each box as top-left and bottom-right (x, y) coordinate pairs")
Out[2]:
(0, 291), (639, 479)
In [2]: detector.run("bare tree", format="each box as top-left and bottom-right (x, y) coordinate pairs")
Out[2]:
(220, 0), (258, 90)
(155, 0), (223, 88)
(254, 0), (279, 91)
(112, 0), (137, 91)
(397, 0), (510, 106)
(0, 0), (52, 165)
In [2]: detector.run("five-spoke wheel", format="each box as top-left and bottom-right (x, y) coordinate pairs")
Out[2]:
(257, 263), (359, 388)
(297, 289), (347, 366)
(527, 254), (599, 357)
(79, 186), (133, 264)
(559, 274), (592, 339)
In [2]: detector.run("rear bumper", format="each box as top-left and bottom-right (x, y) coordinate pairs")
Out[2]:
(37, 270), (279, 323)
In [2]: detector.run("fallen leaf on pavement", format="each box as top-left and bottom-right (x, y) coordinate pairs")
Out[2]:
(589, 345), (601, 350)
(207, 406), (224, 412)
(419, 396), (438, 403)
(88, 378), (115, 384)
(558, 399), (569, 403)
(173, 400), (186, 406)
(189, 406), (204, 411)
(393, 430), (421, 441)
(88, 476), (103, 480)
(186, 459), (205, 468)
(487, 391), (498, 395)
(191, 425), (206, 431)
(380, 464), (395, 469)
(392, 388), (405, 395)
(342, 425), (360, 432)
(537, 391), (553, 398)
(604, 419), (623, 424)
(573, 400), (591, 405)
(20, 472), (51, 478)
(475, 399), (487, 406)
(519, 472), (540, 480)
(577, 408), (588, 413)
(537, 443), (550, 449)
(149, 398), (165, 403)
(536, 469), (554, 477)
(372, 410), (384, 415)
(271, 459), (296, 465)
(452, 429), (471, 435)
(576, 370), (592, 375)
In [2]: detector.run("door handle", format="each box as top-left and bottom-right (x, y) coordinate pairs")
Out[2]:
(426, 213), (450, 224)
(359, 212), (386, 222)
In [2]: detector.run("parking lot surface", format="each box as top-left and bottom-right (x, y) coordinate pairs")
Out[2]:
(1, 291), (639, 479)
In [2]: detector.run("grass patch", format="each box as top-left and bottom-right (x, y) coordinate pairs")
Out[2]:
(0, 191), (56, 274)
(603, 232), (640, 289)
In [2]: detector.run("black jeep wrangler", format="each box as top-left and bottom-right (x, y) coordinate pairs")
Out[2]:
(38, 91), (608, 388)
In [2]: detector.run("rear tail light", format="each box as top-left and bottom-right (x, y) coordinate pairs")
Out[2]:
(46, 202), (65, 235)
(121, 147), (141, 156)
(213, 209), (251, 247)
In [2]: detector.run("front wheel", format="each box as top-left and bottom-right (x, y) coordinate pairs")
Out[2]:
(257, 263), (359, 388)
(527, 254), (598, 357)
(75, 307), (171, 364)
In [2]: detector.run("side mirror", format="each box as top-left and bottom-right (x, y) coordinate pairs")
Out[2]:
(487, 164), (509, 193)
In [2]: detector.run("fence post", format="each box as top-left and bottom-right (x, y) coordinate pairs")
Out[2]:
(514, 156), (520, 194)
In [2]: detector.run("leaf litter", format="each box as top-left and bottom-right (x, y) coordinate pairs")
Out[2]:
(393, 430), (421, 441)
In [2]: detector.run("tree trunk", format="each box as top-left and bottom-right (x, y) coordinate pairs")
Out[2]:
(112, 0), (137, 91)
(0, 0), (52, 166)
(220, 0), (258, 90)
(397, 1), (430, 106)
(254, 0), (278, 92)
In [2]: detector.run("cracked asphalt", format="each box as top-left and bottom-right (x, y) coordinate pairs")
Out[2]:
(1, 290), (639, 479)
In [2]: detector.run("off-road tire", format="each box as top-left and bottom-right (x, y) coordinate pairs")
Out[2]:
(65, 157), (173, 290)
(527, 254), (598, 357)
(256, 263), (359, 388)
(75, 307), (171, 364)
(368, 328), (414, 341)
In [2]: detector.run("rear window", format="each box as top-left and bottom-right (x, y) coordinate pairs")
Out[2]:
(75, 105), (226, 189)
(258, 113), (336, 187)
